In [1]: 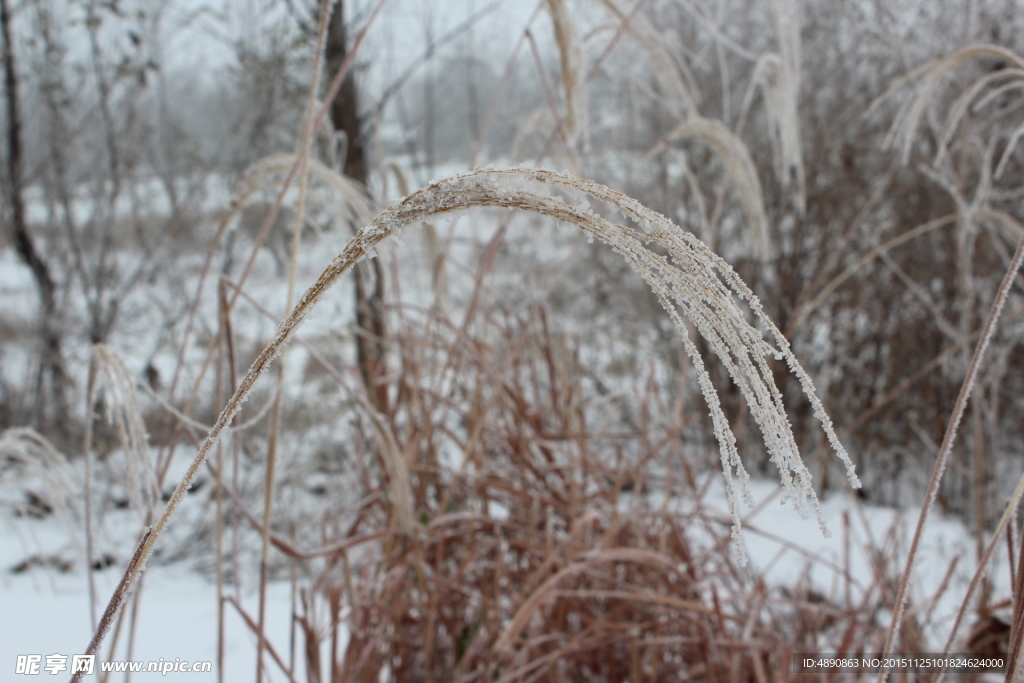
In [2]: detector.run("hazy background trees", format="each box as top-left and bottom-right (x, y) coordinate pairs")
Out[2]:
(2, 0), (1024, 536)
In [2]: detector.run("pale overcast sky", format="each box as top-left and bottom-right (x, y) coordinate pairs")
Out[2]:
(160, 0), (545, 96)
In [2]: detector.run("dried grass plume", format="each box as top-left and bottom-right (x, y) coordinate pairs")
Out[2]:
(135, 168), (859, 583)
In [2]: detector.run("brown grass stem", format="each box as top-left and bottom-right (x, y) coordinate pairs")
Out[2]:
(256, 2), (334, 680)
(69, 529), (151, 683)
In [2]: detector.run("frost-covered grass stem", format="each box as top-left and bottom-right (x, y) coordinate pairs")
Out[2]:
(81, 168), (858, 670)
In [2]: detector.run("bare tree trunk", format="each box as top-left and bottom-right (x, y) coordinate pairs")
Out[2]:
(325, 0), (388, 414)
(1, 0), (66, 426)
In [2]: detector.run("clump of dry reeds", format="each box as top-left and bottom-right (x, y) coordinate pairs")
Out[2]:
(332, 309), (755, 681)
(651, 117), (772, 259)
(292, 301), (891, 682)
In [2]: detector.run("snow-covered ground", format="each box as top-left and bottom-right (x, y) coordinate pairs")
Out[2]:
(1, 558), (298, 681)
(0, 447), (311, 682)
(0, 471), (1007, 680)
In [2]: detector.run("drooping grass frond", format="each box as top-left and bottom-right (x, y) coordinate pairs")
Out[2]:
(129, 168), (856, 593)
(88, 345), (158, 519)
(0, 428), (84, 558)
(936, 66), (1024, 169)
(545, 0), (588, 146)
(232, 152), (376, 230)
(757, 0), (805, 211)
(654, 116), (772, 259)
(870, 44), (1024, 164)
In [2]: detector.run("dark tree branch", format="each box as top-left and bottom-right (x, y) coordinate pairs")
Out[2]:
(324, 0), (388, 414)
(1, 0), (66, 424)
